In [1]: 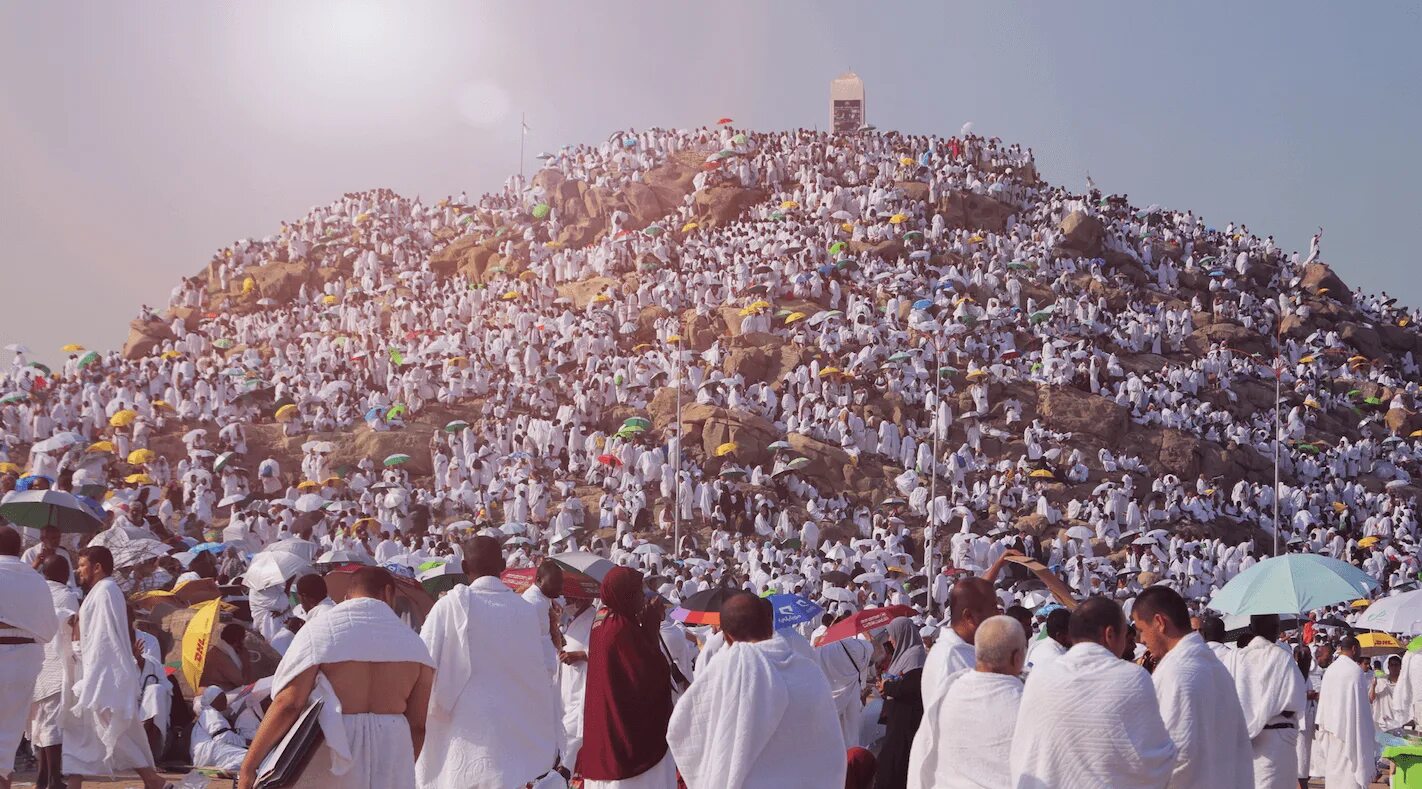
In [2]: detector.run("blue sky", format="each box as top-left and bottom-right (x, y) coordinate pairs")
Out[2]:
(2, 1), (1418, 362)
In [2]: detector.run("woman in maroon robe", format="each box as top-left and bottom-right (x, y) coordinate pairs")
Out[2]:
(576, 565), (676, 787)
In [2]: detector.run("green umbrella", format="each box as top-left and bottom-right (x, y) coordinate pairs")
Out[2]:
(643, 225), (664, 237)
(213, 338), (235, 349)
(622, 417), (651, 431)
(770, 211), (785, 221)
(828, 241), (846, 256)
(1007, 261), (1030, 270)
(0, 392), (26, 405)
(1029, 310), (1054, 325)
(383, 453), (412, 467)
(444, 420), (470, 433)
(77, 351), (100, 368)
(889, 351), (913, 363)
(1207, 554), (1378, 615)
(903, 230), (923, 241)
(731, 133), (748, 145)
(0, 490), (104, 534)
(28, 362), (51, 375)
(532, 203), (551, 219)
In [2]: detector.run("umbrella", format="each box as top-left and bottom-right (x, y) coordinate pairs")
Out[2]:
(383, 453), (412, 467)
(596, 453), (622, 467)
(816, 605), (917, 646)
(274, 404), (300, 422)
(714, 442), (738, 457)
(820, 586), (858, 604)
(77, 351), (100, 368)
(32, 432), (84, 453)
(622, 416), (652, 431)
(124, 473), (155, 485)
(854, 572), (886, 584)
(671, 587), (740, 626)
(181, 598), (223, 696)
(768, 594), (823, 631)
(548, 551), (616, 598)
(0, 489), (104, 533)
(444, 420), (470, 433)
(113, 538), (172, 569)
(1208, 554), (1379, 615)
(293, 493), (326, 512)
(325, 566), (434, 628)
(1064, 525), (1094, 541)
(126, 448), (156, 465)
(1354, 589), (1422, 634)
(315, 549), (373, 566)
(417, 563), (469, 596)
(0, 392), (26, 405)
(244, 551), (313, 590)
(214, 451), (238, 473)
(632, 543), (664, 555)
(821, 570), (851, 585)
(1357, 632), (1403, 656)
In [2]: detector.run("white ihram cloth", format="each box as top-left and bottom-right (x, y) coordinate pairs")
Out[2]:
(1397, 650), (1422, 728)
(925, 669), (1022, 788)
(583, 750), (676, 789)
(0, 554), (58, 778)
(62, 576), (154, 777)
(668, 638), (846, 789)
(905, 628), (974, 789)
(559, 605), (595, 768)
(1009, 642), (1176, 789)
(1315, 657), (1376, 789)
(1151, 633), (1252, 788)
(816, 636), (873, 748)
(1224, 636), (1305, 788)
(417, 576), (560, 789)
(270, 596), (435, 789)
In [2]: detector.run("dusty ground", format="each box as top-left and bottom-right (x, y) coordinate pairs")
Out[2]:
(10, 771), (229, 788)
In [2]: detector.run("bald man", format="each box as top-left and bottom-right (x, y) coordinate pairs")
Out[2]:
(906, 577), (999, 789)
(914, 615), (1026, 788)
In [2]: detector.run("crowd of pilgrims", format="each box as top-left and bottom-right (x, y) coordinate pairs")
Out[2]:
(3, 121), (1422, 787)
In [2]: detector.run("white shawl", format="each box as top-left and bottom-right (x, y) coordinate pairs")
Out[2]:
(668, 638), (846, 788)
(1151, 633), (1253, 788)
(931, 669), (1022, 788)
(1009, 642), (1176, 789)
(1317, 657), (1376, 788)
(33, 579), (79, 701)
(69, 577), (141, 763)
(906, 628), (975, 789)
(1224, 636), (1305, 738)
(0, 554), (58, 641)
(270, 596), (433, 778)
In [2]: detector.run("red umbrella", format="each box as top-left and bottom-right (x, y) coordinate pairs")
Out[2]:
(597, 453), (622, 467)
(815, 604), (916, 646)
(500, 564), (599, 600)
(717, 117), (733, 125)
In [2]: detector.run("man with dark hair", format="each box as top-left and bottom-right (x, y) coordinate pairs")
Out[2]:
(29, 555), (78, 789)
(1222, 612), (1306, 787)
(0, 524), (59, 789)
(1199, 614), (1231, 662)
(293, 572), (334, 623)
(64, 545), (168, 788)
(238, 563), (434, 789)
(668, 590), (845, 787)
(908, 576), (999, 781)
(1131, 586), (1252, 785)
(1025, 606), (1071, 673)
(415, 535), (560, 788)
(1009, 597), (1175, 787)
(522, 561), (564, 677)
(1316, 635), (1376, 788)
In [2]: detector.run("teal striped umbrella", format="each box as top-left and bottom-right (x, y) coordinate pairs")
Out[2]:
(1208, 553), (1378, 615)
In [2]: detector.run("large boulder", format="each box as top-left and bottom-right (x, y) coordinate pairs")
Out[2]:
(936, 191), (1015, 234)
(1300, 262), (1352, 305)
(1338, 322), (1385, 359)
(671, 404), (780, 470)
(722, 336), (801, 389)
(122, 318), (174, 360)
(1185, 319), (1269, 357)
(693, 185), (767, 228)
(1036, 385), (1127, 442)
(1057, 212), (1105, 255)
(786, 433), (857, 490)
(249, 260), (312, 302)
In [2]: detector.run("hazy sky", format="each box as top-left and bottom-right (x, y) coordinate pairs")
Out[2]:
(2, 1), (1418, 365)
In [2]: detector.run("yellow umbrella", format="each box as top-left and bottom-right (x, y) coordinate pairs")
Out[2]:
(1351, 599), (1373, 609)
(296, 480), (322, 491)
(666, 334), (681, 344)
(715, 442), (738, 457)
(61, 343), (85, 352)
(181, 599), (223, 694)
(125, 473), (155, 485)
(1411, 429), (1422, 438)
(968, 234), (985, 243)
(780, 200), (799, 210)
(681, 222), (699, 233)
(1331, 501), (1347, 513)
(242, 277), (255, 295)
(274, 403), (300, 422)
(966, 369), (989, 381)
(127, 449), (156, 465)
(1029, 469), (1056, 479)
(1348, 355), (1369, 364)
(817, 367), (842, 378)
(322, 294), (339, 305)
(899, 156), (914, 166)
(1298, 355), (1316, 364)
(888, 213), (908, 225)
(785, 311), (808, 325)
(152, 400), (173, 411)
(87, 441), (115, 453)
(501, 290), (520, 301)
(1358, 632), (1399, 649)
(160, 350), (182, 360)
(592, 293), (611, 304)
(841, 222), (854, 233)
(1358, 535), (1381, 548)
(109, 409), (138, 428)
(1303, 398), (1320, 409)
(0, 462), (21, 475)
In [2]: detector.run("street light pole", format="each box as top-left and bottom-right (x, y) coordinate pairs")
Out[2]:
(925, 337), (941, 615)
(673, 320), (683, 557)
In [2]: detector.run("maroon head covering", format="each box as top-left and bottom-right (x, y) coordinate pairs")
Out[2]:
(575, 565), (673, 780)
(845, 747), (877, 789)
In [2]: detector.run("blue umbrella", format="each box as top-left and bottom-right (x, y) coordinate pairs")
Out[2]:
(769, 593), (823, 630)
(912, 298), (935, 311)
(191, 542), (227, 555)
(15, 475), (54, 492)
(1208, 553), (1379, 615)
(364, 406), (385, 421)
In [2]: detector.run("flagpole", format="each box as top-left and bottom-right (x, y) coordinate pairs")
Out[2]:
(519, 112), (526, 181)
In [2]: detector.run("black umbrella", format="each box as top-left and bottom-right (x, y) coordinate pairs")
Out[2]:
(821, 570), (851, 585)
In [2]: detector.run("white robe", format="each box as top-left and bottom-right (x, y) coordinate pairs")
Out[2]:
(418, 576), (560, 789)
(906, 628), (974, 789)
(559, 606), (596, 768)
(1224, 637), (1305, 788)
(1151, 633), (1252, 788)
(927, 669), (1022, 788)
(668, 638), (846, 789)
(269, 596), (435, 789)
(63, 576), (154, 778)
(1009, 642), (1175, 788)
(1315, 658), (1376, 789)
(816, 637), (873, 748)
(0, 554), (58, 779)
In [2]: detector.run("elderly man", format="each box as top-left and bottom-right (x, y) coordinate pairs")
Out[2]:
(1131, 585), (1252, 786)
(63, 546), (168, 789)
(1225, 614), (1306, 788)
(667, 592), (846, 788)
(906, 576), (999, 788)
(238, 566), (435, 789)
(1, 525), (59, 789)
(1316, 636), (1376, 789)
(417, 536), (560, 788)
(913, 615), (1026, 788)
(1010, 597), (1176, 788)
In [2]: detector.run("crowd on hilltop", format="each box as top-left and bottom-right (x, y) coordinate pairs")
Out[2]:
(2, 122), (1422, 787)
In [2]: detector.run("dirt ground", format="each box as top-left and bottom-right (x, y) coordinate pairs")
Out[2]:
(9, 771), (229, 788)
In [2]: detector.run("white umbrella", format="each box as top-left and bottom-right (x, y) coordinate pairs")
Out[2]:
(31, 432), (85, 454)
(245, 551), (313, 590)
(315, 549), (373, 565)
(4, 344), (30, 353)
(112, 538), (172, 569)
(854, 572), (886, 584)
(1353, 589), (1422, 634)
(821, 586), (857, 604)
(183, 429), (208, 443)
(633, 543), (665, 555)
(218, 493), (248, 508)
(500, 522), (527, 535)
(293, 493), (326, 513)
(87, 525), (152, 548)
(1065, 526), (1094, 541)
(1131, 536), (1159, 546)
